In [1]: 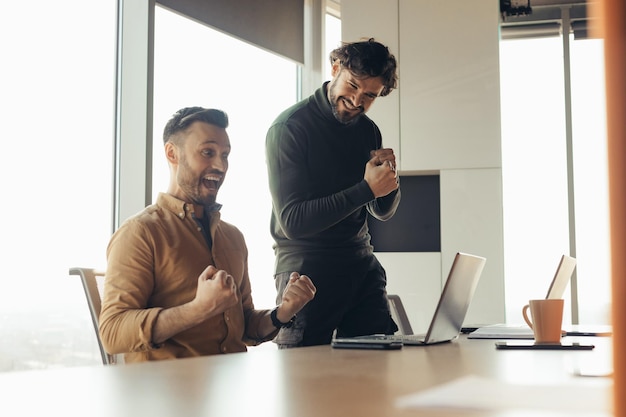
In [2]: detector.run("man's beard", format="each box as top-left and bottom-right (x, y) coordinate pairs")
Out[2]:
(330, 100), (363, 125)
(328, 82), (363, 125)
(178, 154), (217, 207)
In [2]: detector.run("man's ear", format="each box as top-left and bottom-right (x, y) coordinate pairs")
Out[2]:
(165, 142), (178, 164)
(330, 59), (341, 77)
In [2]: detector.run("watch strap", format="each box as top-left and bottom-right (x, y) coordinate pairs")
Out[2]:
(271, 307), (295, 328)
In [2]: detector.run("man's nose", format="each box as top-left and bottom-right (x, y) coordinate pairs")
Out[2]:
(211, 158), (227, 172)
(351, 91), (364, 107)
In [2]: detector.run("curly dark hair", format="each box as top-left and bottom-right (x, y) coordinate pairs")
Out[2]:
(329, 38), (398, 97)
(163, 107), (229, 145)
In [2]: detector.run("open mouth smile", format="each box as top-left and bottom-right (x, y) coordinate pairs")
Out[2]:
(341, 98), (363, 112)
(202, 174), (222, 190)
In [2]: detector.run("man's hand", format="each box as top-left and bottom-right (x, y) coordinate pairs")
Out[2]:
(365, 148), (399, 198)
(370, 148), (397, 168)
(151, 265), (239, 345)
(191, 265), (239, 319)
(276, 273), (316, 323)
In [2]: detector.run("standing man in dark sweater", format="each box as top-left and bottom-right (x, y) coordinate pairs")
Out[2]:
(265, 38), (401, 347)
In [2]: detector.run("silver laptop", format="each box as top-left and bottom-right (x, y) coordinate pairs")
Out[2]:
(468, 254), (576, 339)
(334, 252), (486, 346)
(546, 254), (577, 299)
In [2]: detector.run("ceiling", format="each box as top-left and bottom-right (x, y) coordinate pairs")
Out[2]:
(501, 1), (590, 23)
(329, 1), (594, 38)
(500, 1), (595, 39)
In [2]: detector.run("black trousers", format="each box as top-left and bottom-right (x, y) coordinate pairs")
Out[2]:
(273, 253), (398, 348)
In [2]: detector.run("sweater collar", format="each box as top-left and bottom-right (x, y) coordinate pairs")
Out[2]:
(316, 81), (338, 123)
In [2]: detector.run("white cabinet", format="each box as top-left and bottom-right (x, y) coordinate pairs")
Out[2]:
(377, 252), (442, 334)
(440, 168), (505, 324)
(399, 0), (502, 171)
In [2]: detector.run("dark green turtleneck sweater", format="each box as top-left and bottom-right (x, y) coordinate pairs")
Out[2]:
(265, 82), (401, 275)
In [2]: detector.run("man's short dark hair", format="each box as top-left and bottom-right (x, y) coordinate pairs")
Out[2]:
(329, 38), (398, 97)
(163, 107), (229, 145)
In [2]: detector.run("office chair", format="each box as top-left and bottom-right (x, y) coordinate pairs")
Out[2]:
(387, 294), (414, 335)
(69, 267), (119, 365)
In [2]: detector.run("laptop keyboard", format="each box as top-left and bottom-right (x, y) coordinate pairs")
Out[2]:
(356, 334), (426, 342)
(387, 334), (426, 342)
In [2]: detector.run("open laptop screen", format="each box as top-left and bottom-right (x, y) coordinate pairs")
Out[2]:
(546, 255), (577, 299)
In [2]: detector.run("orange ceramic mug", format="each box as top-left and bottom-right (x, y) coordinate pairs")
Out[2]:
(522, 299), (564, 344)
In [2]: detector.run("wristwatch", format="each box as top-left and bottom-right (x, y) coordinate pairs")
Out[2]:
(271, 307), (295, 328)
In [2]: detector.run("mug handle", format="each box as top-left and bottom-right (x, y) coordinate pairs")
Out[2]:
(522, 304), (533, 329)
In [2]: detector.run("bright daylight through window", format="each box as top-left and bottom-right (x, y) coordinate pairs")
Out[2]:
(152, 6), (299, 310)
(500, 35), (609, 325)
(0, 0), (116, 371)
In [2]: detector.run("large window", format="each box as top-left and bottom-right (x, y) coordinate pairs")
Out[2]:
(325, 13), (342, 81)
(500, 35), (609, 325)
(569, 38), (610, 324)
(152, 6), (298, 309)
(0, 1), (116, 371)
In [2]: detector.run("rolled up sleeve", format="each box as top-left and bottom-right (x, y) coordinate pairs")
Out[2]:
(99, 219), (163, 354)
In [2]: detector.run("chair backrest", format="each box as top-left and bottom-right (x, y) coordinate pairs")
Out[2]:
(69, 267), (118, 365)
(387, 294), (414, 335)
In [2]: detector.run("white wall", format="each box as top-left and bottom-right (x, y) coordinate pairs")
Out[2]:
(340, 0), (400, 161)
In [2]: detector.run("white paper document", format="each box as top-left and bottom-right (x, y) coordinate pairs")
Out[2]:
(396, 375), (612, 415)
(468, 324), (534, 339)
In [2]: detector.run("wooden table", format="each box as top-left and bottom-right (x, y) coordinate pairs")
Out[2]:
(0, 336), (612, 416)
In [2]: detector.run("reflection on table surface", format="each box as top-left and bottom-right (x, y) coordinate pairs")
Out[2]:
(0, 335), (613, 417)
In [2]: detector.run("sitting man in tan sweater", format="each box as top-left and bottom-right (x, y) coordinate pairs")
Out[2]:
(99, 107), (316, 362)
